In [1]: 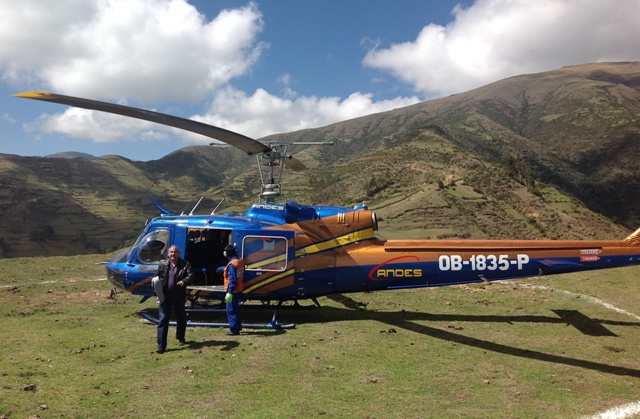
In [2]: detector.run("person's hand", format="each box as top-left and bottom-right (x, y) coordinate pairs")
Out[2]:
(224, 293), (233, 303)
(177, 280), (185, 287)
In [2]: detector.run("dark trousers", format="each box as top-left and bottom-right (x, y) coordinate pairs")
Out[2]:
(157, 297), (187, 349)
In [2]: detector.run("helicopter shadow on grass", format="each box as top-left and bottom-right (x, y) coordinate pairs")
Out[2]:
(139, 306), (288, 341)
(284, 294), (640, 378)
(139, 307), (243, 351)
(148, 341), (240, 354)
(186, 340), (240, 351)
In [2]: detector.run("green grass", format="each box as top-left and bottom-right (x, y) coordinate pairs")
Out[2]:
(1, 254), (639, 418)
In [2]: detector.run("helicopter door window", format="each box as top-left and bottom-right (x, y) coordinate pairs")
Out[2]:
(136, 229), (170, 264)
(242, 236), (288, 272)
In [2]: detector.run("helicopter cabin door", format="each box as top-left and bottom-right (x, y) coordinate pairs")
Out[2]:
(234, 230), (296, 299)
(183, 227), (232, 285)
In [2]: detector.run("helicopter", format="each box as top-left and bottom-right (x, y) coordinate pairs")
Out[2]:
(15, 91), (640, 329)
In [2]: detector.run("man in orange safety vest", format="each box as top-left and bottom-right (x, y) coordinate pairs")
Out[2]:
(221, 244), (244, 335)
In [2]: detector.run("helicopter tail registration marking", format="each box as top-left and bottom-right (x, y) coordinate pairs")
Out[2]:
(438, 254), (530, 271)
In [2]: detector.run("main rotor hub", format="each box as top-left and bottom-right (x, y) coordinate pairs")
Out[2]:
(257, 144), (287, 203)
(256, 141), (334, 203)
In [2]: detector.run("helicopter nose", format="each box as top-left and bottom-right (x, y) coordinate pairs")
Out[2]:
(106, 248), (129, 290)
(107, 267), (125, 290)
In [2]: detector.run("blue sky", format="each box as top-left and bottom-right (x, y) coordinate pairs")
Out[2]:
(1, 0), (639, 161)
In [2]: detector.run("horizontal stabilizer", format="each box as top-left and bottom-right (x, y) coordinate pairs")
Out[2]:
(536, 258), (582, 274)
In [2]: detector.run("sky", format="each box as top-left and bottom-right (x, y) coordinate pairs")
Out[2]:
(0, 0), (639, 161)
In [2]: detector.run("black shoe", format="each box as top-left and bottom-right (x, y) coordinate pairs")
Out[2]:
(225, 331), (240, 336)
(178, 339), (188, 345)
(155, 347), (165, 354)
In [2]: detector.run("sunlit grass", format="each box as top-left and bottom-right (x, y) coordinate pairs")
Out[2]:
(1, 255), (639, 418)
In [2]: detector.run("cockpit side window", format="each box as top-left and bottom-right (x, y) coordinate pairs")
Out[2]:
(137, 229), (170, 264)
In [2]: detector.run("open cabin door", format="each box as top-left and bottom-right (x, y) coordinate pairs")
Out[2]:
(183, 227), (232, 285)
(232, 229), (296, 298)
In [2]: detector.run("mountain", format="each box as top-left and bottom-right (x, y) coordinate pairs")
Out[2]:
(265, 62), (640, 228)
(45, 151), (98, 160)
(1, 62), (638, 257)
(0, 146), (250, 257)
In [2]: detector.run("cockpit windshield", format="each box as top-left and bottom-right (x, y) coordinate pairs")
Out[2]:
(135, 228), (170, 264)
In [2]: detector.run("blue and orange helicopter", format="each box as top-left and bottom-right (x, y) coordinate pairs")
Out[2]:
(15, 91), (640, 329)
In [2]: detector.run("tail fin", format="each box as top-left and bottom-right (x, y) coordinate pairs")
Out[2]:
(148, 196), (176, 216)
(623, 227), (640, 246)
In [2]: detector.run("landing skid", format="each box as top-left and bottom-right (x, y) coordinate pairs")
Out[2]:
(136, 310), (296, 330)
(186, 296), (321, 311)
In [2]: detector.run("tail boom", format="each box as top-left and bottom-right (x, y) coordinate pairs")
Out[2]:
(335, 231), (640, 293)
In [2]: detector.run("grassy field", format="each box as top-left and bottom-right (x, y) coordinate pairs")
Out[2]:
(0, 254), (639, 418)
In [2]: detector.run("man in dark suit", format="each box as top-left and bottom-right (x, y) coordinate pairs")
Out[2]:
(154, 245), (194, 353)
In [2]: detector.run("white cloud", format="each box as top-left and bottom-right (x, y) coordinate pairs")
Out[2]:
(8, 0), (638, 151)
(2, 0), (418, 146)
(23, 107), (166, 143)
(363, 0), (640, 98)
(0, 0), (266, 102)
(193, 87), (420, 141)
(0, 112), (15, 124)
(22, 86), (418, 145)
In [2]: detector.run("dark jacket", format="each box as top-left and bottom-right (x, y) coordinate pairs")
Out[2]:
(156, 257), (194, 300)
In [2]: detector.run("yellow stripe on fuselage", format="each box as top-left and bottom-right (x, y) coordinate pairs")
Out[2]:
(243, 268), (295, 293)
(242, 228), (373, 293)
(296, 228), (375, 256)
(246, 253), (288, 270)
(126, 275), (153, 292)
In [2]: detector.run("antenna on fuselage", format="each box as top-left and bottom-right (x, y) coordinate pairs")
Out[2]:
(211, 198), (225, 215)
(189, 196), (204, 215)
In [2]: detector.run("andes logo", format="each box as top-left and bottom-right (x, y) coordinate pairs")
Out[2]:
(368, 256), (421, 280)
(254, 204), (285, 211)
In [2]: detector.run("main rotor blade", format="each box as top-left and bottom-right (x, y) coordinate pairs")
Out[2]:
(14, 91), (271, 156)
(283, 156), (307, 171)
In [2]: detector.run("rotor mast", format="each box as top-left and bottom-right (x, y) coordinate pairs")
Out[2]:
(257, 141), (333, 203)
(257, 144), (286, 203)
